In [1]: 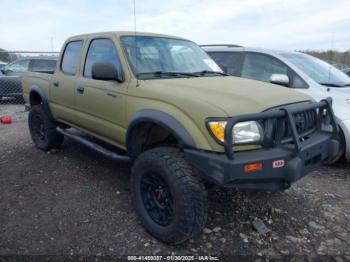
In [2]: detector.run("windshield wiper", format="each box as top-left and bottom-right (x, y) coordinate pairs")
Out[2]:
(319, 83), (343, 87)
(137, 71), (199, 78)
(194, 70), (229, 76)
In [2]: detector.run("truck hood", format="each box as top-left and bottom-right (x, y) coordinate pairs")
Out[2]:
(141, 76), (311, 116)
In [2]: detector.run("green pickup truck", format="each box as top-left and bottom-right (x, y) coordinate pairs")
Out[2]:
(22, 31), (339, 244)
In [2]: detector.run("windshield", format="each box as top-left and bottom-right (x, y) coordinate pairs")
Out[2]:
(281, 53), (350, 87)
(121, 36), (223, 79)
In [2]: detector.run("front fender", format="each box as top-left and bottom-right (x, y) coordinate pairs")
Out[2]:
(127, 109), (196, 151)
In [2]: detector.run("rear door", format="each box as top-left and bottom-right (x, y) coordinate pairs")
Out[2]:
(74, 37), (127, 146)
(207, 51), (243, 76)
(50, 40), (84, 123)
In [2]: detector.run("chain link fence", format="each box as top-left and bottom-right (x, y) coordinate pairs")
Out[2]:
(0, 51), (59, 105)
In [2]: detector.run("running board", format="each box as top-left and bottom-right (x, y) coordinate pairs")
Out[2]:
(56, 127), (131, 162)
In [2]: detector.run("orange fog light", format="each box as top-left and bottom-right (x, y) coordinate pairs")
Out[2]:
(244, 162), (263, 172)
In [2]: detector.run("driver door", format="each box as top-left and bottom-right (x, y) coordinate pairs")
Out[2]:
(74, 37), (127, 146)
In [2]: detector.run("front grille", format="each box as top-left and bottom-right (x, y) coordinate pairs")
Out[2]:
(263, 109), (318, 146)
(282, 110), (317, 139)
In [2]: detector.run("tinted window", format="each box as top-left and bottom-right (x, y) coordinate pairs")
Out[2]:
(207, 52), (242, 76)
(84, 38), (121, 78)
(5, 59), (30, 73)
(242, 53), (288, 82)
(30, 59), (57, 72)
(61, 41), (83, 75)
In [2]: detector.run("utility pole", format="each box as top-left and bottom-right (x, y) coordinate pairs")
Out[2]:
(50, 37), (54, 53)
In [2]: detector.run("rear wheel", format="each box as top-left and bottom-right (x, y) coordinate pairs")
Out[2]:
(28, 104), (64, 151)
(131, 147), (208, 244)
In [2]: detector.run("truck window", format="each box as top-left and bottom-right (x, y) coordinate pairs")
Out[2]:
(30, 59), (57, 72)
(241, 53), (288, 82)
(61, 41), (83, 75)
(84, 38), (121, 78)
(207, 52), (243, 76)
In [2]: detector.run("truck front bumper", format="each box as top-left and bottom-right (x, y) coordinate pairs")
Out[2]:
(185, 98), (339, 191)
(185, 133), (339, 191)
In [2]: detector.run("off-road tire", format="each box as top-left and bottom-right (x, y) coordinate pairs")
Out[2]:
(131, 147), (208, 244)
(28, 104), (63, 151)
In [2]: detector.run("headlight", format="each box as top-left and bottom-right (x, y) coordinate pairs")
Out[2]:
(207, 120), (263, 144)
(233, 121), (263, 144)
(347, 99), (350, 105)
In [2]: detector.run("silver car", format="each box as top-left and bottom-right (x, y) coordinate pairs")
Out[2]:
(343, 68), (350, 77)
(203, 45), (350, 162)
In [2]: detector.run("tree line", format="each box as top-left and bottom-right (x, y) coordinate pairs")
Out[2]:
(1, 47), (350, 68)
(0, 48), (18, 62)
(301, 50), (350, 69)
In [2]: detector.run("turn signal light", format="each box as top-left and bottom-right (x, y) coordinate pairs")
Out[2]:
(207, 121), (226, 142)
(244, 162), (263, 172)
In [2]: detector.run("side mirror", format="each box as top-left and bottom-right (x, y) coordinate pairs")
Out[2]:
(92, 62), (123, 82)
(270, 74), (289, 87)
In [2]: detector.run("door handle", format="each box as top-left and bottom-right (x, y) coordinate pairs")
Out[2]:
(107, 93), (117, 98)
(77, 86), (85, 94)
(53, 81), (59, 87)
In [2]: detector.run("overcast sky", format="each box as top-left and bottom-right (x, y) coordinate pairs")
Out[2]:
(0, 0), (349, 52)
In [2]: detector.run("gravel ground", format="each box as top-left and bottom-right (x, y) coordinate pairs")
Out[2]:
(0, 104), (349, 259)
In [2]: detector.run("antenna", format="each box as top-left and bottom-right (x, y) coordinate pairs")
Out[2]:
(133, 0), (139, 87)
(328, 32), (334, 85)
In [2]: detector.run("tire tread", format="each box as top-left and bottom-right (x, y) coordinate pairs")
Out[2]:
(131, 147), (207, 244)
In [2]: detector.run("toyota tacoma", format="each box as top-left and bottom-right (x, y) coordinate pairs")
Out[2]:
(22, 32), (339, 244)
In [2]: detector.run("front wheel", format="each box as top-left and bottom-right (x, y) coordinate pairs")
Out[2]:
(131, 147), (208, 244)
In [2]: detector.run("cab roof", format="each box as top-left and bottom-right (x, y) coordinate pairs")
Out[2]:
(67, 31), (188, 41)
(200, 45), (296, 56)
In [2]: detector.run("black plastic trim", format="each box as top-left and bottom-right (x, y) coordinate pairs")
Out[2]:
(184, 132), (339, 191)
(126, 109), (196, 153)
(29, 85), (54, 120)
(56, 127), (131, 162)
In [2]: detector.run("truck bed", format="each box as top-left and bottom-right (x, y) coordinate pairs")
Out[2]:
(22, 72), (53, 104)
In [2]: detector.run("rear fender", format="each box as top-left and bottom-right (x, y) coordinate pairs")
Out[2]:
(29, 85), (54, 120)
